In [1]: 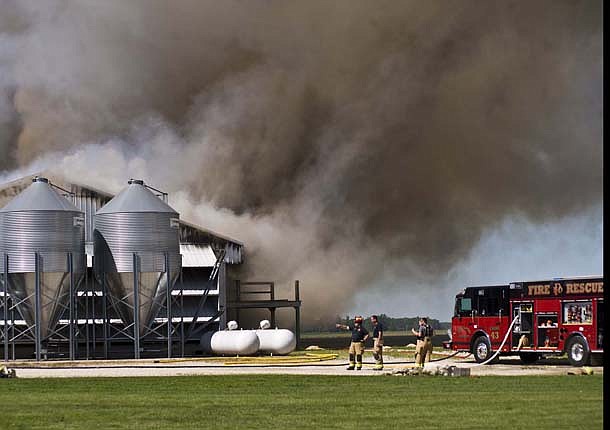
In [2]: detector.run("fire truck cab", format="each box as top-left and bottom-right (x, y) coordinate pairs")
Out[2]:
(446, 276), (603, 366)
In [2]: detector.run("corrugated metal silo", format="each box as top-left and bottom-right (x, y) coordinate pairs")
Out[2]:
(0, 177), (85, 340)
(94, 179), (181, 338)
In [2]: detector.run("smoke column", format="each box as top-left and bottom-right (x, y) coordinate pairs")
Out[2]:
(0, 1), (602, 324)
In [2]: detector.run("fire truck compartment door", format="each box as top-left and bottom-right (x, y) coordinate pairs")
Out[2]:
(512, 303), (533, 334)
(597, 300), (604, 349)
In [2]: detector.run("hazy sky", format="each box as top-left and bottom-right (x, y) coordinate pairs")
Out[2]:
(352, 205), (602, 321)
(0, 1), (602, 325)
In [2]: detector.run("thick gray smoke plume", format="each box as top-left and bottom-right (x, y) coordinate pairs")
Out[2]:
(0, 1), (602, 324)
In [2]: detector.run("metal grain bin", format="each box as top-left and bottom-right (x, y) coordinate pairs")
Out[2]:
(0, 177), (85, 339)
(94, 179), (181, 335)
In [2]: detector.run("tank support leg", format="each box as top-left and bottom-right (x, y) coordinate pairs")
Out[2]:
(165, 253), (172, 359)
(295, 280), (301, 350)
(34, 252), (41, 361)
(180, 270), (184, 358)
(102, 271), (109, 359)
(3, 254), (8, 362)
(133, 253), (140, 360)
(68, 253), (75, 361)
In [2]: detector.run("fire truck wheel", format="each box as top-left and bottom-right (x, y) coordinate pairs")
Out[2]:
(566, 336), (590, 367)
(472, 335), (492, 363)
(519, 352), (539, 364)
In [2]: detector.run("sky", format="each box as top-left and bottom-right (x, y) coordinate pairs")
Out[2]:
(0, 0), (602, 326)
(352, 205), (602, 321)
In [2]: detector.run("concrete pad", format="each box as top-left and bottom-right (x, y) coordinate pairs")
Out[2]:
(5, 353), (603, 378)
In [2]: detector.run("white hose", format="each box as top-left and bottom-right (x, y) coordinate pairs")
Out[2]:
(475, 314), (519, 366)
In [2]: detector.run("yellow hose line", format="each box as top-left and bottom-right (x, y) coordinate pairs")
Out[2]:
(223, 354), (339, 365)
(236, 353), (337, 360)
(155, 357), (228, 364)
(155, 353), (339, 365)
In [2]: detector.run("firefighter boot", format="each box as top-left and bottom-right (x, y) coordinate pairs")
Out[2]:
(356, 354), (363, 370)
(346, 354), (355, 370)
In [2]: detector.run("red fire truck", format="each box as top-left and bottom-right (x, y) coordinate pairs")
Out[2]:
(445, 276), (603, 366)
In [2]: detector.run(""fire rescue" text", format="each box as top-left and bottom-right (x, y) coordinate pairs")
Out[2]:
(527, 281), (603, 297)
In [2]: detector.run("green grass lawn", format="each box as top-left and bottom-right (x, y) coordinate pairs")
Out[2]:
(0, 375), (603, 429)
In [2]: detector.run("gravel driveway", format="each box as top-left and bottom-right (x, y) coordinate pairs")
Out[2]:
(5, 353), (603, 378)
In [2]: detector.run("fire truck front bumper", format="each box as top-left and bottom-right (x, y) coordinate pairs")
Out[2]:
(442, 340), (452, 350)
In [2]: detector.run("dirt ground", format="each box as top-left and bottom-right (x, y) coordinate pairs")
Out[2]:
(4, 352), (603, 378)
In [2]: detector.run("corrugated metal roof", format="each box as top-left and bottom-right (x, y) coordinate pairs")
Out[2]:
(0, 178), (82, 213)
(97, 180), (178, 214)
(178, 219), (244, 246)
(180, 244), (218, 267)
(177, 220), (244, 264)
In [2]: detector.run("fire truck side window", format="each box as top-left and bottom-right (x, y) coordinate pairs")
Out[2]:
(455, 287), (509, 317)
(474, 287), (507, 317)
(562, 301), (593, 324)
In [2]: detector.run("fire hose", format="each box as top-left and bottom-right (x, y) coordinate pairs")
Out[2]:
(474, 314), (520, 366)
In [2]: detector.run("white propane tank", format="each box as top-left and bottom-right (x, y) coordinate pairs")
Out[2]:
(209, 330), (260, 355)
(256, 328), (297, 355)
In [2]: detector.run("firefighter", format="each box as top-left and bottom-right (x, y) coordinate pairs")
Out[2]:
(370, 315), (384, 370)
(336, 316), (369, 370)
(411, 317), (432, 367)
(425, 318), (434, 363)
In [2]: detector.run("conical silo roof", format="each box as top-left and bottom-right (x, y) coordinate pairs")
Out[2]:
(0, 176), (85, 340)
(94, 179), (180, 337)
(0, 177), (81, 213)
(96, 179), (178, 215)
